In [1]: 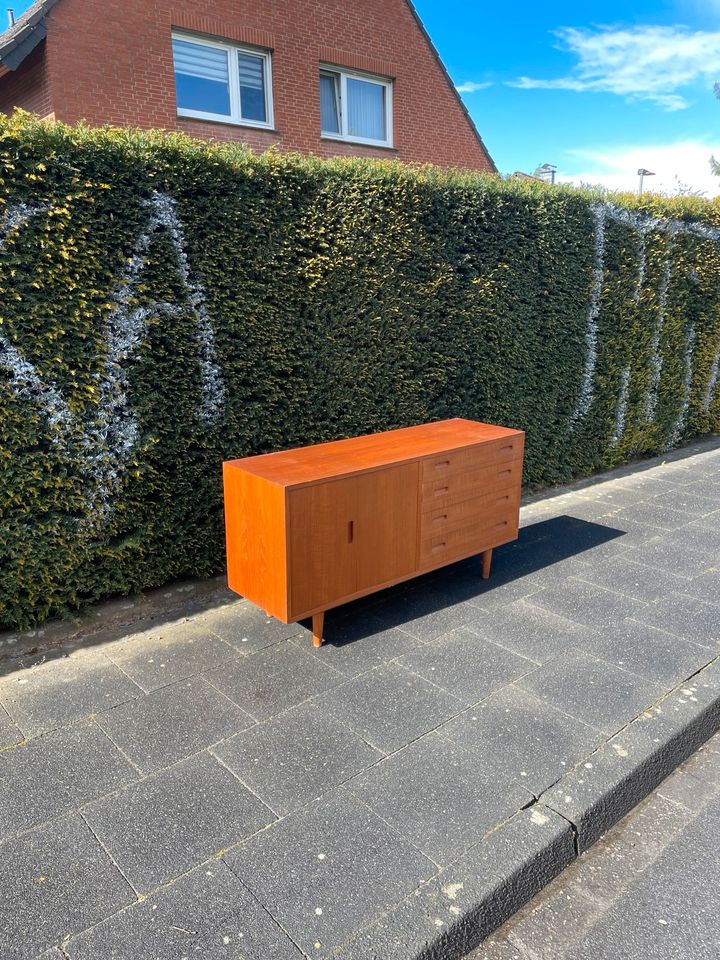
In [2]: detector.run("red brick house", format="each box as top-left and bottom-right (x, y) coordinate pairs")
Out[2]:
(0, 0), (495, 171)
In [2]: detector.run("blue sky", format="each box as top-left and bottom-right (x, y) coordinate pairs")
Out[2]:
(417, 0), (719, 194)
(8, 0), (720, 194)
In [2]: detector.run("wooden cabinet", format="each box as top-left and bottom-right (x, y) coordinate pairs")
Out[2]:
(223, 418), (524, 646)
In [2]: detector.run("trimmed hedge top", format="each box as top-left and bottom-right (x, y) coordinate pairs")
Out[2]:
(1, 113), (719, 628)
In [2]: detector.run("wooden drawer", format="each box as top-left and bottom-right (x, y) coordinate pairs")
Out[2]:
(421, 457), (522, 512)
(420, 489), (519, 542)
(421, 437), (520, 483)
(419, 506), (519, 569)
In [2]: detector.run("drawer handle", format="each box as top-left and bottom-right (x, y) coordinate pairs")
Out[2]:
(434, 486), (449, 496)
(499, 468), (512, 479)
(495, 520), (508, 530)
(496, 495), (509, 504)
(431, 542), (446, 553)
(348, 520), (354, 544)
(434, 460), (451, 469)
(433, 514), (448, 524)
(500, 444), (514, 453)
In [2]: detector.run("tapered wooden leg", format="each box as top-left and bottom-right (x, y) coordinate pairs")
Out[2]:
(481, 549), (493, 580)
(312, 612), (325, 648)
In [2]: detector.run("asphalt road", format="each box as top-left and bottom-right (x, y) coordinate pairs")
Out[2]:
(470, 732), (720, 960)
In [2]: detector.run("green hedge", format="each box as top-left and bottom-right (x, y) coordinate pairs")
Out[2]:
(1, 113), (719, 628)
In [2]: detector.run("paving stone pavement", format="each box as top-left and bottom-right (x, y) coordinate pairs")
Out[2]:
(1, 439), (719, 960)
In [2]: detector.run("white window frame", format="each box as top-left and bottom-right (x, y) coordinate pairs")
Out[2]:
(320, 65), (393, 148)
(172, 31), (274, 130)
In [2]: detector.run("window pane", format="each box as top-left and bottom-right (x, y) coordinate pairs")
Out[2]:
(173, 39), (231, 116)
(238, 53), (267, 122)
(346, 77), (386, 141)
(320, 72), (340, 134)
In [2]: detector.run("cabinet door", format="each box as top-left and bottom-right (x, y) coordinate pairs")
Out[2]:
(288, 476), (360, 617)
(355, 462), (419, 592)
(287, 463), (419, 618)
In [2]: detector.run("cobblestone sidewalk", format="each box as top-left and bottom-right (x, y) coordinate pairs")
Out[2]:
(1, 439), (719, 960)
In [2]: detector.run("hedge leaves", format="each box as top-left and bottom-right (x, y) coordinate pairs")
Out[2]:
(1, 114), (719, 628)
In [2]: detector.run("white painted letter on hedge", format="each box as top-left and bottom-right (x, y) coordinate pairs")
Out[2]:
(0, 193), (226, 526)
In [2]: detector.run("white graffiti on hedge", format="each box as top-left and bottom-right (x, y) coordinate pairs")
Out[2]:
(569, 203), (606, 426)
(644, 247), (674, 425)
(704, 350), (720, 415)
(0, 201), (48, 243)
(571, 204), (720, 447)
(0, 192), (226, 523)
(666, 323), (697, 451)
(610, 365), (631, 449)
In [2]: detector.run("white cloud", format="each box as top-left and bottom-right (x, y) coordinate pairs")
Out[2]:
(455, 81), (492, 94)
(509, 25), (720, 110)
(557, 141), (720, 197)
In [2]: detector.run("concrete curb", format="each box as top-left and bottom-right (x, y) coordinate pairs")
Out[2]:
(542, 656), (720, 852)
(338, 656), (720, 960)
(338, 805), (575, 960)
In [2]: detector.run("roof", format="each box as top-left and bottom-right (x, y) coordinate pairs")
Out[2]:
(0, 0), (60, 72)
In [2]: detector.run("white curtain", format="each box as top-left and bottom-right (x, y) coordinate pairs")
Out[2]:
(347, 78), (385, 141)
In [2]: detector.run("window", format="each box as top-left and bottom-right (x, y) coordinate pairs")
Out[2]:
(172, 33), (273, 127)
(320, 67), (392, 147)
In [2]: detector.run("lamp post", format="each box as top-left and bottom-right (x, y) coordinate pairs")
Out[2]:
(638, 168), (655, 195)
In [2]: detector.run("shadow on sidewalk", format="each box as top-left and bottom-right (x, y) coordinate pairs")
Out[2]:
(302, 515), (625, 648)
(0, 516), (624, 677)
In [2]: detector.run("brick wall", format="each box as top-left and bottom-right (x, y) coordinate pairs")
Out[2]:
(1, 0), (494, 172)
(0, 44), (52, 118)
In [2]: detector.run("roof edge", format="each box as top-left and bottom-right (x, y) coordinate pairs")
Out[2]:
(403, 0), (498, 174)
(0, 0), (61, 71)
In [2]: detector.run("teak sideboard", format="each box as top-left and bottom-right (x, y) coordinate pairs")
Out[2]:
(223, 418), (524, 647)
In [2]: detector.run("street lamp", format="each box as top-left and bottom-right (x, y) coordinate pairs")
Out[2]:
(638, 168), (655, 195)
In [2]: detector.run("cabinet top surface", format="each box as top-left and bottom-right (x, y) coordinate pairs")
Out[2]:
(224, 419), (524, 487)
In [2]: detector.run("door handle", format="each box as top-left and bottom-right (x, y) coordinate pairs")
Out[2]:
(348, 520), (354, 544)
